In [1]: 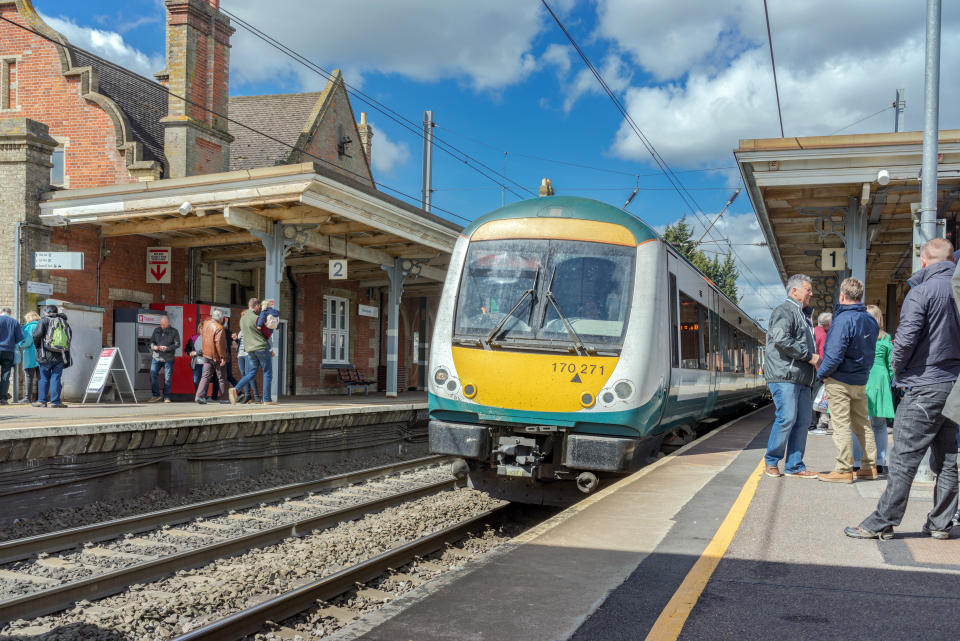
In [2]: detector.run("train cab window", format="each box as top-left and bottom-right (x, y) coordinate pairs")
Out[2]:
(678, 291), (703, 369)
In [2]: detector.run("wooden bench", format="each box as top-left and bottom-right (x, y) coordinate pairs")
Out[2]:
(337, 367), (376, 396)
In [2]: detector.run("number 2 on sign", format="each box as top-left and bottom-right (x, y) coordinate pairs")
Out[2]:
(552, 362), (604, 375)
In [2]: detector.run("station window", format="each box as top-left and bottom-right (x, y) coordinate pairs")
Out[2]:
(50, 148), (65, 187)
(322, 295), (350, 364)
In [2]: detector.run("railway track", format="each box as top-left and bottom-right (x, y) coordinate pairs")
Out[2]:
(173, 505), (509, 641)
(0, 456), (454, 622)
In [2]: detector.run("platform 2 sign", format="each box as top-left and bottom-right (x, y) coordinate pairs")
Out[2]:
(83, 347), (138, 404)
(146, 247), (171, 284)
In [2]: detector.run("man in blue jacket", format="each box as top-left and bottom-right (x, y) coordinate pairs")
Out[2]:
(0, 308), (23, 406)
(847, 238), (960, 540)
(816, 277), (879, 483)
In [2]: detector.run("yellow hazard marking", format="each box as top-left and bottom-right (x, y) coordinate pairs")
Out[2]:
(470, 217), (638, 246)
(644, 459), (765, 641)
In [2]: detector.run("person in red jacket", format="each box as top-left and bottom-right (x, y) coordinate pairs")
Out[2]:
(810, 312), (833, 434)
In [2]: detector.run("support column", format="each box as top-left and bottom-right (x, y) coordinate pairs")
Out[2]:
(382, 258), (406, 398)
(256, 221), (288, 401)
(844, 197), (867, 287)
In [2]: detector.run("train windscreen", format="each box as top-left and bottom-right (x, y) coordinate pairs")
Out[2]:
(454, 239), (635, 349)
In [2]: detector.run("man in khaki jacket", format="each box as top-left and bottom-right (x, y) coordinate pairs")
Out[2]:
(195, 309), (229, 405)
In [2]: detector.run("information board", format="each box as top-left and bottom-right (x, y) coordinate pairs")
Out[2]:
(33, 252), (84, 270)
(26, 281), (54, 296)
(83, 347), (138, 404)
(146, 247), (171, 284)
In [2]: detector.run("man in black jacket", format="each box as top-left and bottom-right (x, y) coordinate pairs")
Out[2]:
(847, 238), (960, 540)
(32, 306), (72, 408)
(148, 315), (180, 403)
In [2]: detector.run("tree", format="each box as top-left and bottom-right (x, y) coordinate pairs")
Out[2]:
(662, 215), (740, 302)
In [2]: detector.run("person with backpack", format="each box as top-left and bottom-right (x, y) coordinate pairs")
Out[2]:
(0, 307), (24, 406)
(32, 305), (72, 408)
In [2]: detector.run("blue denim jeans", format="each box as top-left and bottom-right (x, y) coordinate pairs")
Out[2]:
(853, 416), (889, 467)
(235, 350), (272, 402)
(38, 361), (64, 405)
(765, 382), (812, 473)
(150, 359), (174, 399)
(237, 356), (260, 398)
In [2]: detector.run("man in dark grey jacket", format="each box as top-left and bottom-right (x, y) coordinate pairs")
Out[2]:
(847, 238), (960, 540)
(762, 274), (820, 479)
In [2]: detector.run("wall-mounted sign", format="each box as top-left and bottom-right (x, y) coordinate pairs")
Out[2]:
(358, 304), (378, 318)
(26, 281), (54, 296)
(822, 247), (846, 271)
(146, 247), (171, 284)
(33, 251), (84, 270)
(329, 259), (348, 280)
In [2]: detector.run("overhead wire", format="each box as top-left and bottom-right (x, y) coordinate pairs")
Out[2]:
(762, 0), (785, 138)
(539, 0), (780, 311)
(219, 8), (535, 202)
(830, 106), (895, 135)
(0, 14), (474, 224)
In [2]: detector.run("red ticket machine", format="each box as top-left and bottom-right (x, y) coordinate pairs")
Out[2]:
(150, 303), (233, 395)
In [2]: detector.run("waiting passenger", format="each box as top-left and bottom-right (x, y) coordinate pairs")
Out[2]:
(810, 312), (833, 434)
(762, 274), (819, 479)
(816, 278), (879, 483)
(847, 238), (960, 540)
(851, 305), (894, 475)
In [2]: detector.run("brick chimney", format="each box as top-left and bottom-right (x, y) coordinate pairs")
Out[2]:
(357, 112), (373, 165)
(158, 0), (234, 177)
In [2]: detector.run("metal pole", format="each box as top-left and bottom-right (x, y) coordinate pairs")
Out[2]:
(894, 88), (905, 133)
(421, 110), (433, 213)
(919, 0), (941, 245)
(12, 222), (21, 402)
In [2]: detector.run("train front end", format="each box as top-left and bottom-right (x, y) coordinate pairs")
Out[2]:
(428, 197), (667, 505)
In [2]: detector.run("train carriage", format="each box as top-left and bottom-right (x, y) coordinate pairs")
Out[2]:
(428, 196), (766, 505)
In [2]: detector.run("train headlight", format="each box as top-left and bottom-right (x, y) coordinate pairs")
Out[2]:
(446, 379), (459, 393)
(580, 391), (595, 408)
(434, 368), (449, 385)
(601, 391), (616, 405)
(614, 381), (634, 400)
(462, 383), (477, 399)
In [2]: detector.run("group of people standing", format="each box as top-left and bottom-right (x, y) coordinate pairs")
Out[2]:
(0, 305), (73, 407)
(148, 297), (279, 405)
(763, 237), (960, 539)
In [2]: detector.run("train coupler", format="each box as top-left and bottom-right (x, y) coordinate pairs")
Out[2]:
(494, 435), (545, 478)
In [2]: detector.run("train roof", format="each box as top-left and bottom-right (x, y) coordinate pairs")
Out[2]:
(462, 196), (659, 244)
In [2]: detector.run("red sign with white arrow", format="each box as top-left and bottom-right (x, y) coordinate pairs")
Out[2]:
(146, 247), (172, 284)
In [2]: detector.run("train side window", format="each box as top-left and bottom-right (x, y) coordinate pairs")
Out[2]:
(678, 291), (702, 369)
(669, 274), (679, 368)
(720, 320), (733, 372)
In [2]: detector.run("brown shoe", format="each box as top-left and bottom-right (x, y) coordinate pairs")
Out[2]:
(818, 470), (854, 484)
(785, 470), (819, 479)
(856, 466), (878, 480)
(764, 465), (782, 478)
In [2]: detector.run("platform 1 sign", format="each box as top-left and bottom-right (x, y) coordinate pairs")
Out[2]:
(822, 247), (846, 271)
(83, 347), (137, 404)
(146, 247), (171, 284)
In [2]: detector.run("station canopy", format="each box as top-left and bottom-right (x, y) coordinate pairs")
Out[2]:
(736, 131), (960, 320)
(39, 161), (462, 287)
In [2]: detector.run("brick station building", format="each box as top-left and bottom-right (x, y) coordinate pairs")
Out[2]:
(0, 0), (457, 398)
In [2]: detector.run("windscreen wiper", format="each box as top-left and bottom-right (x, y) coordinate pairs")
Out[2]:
(545, 291), (591, 356)
(484, 288), (535, 348)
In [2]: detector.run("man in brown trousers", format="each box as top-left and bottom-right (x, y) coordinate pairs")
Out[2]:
(195, 309), (229, 405)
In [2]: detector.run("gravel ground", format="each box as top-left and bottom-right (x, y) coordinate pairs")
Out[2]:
(0, 488), (504, 640)
(1, 442), (429, 542)
(0, 464), (453, 602)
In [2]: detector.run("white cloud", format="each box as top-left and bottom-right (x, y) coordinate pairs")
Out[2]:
(557, 53), (632, 112)
(40, 12), (163, 79)
(369, 123), (410, 175)
(226, 0), (552, 91)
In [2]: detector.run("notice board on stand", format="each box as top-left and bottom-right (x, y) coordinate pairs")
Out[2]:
(82, 347), (138, 404)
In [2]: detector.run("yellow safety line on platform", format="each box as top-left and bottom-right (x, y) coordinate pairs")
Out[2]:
(644, 459), (765, 641)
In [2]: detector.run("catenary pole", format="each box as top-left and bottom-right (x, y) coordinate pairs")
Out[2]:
(920, 0), (941, 244)
(421, 110), (434, 213)
(894, 88), (905, 133)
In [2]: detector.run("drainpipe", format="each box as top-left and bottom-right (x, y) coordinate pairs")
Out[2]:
(285, 265), (297, 396)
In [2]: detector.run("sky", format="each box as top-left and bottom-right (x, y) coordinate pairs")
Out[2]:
(34, 0), (960, 323)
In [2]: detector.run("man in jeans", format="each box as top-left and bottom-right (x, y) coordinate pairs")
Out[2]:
(32, 306), (72, 408)
(194, 310), (229, 405)
(148, 315), (180, 403)
(762, 274), (820, 479)
(847, 238), (960, 540)
(0, 308), (23, 405)
(230, 298), (275, 404)
(816, 277), (879, 483)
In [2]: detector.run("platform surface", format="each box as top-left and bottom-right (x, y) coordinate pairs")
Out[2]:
(0, 392), (426, 439)
(334, 404), (960, 641)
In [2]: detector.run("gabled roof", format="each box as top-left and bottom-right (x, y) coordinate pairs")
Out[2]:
(228, 92), (322, 170)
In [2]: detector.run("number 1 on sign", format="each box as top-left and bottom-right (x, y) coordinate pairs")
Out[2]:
(821, 247), (845, 271)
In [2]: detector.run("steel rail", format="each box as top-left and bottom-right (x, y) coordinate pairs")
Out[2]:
(173, 505), (509, 641)
(0, 477), (458, 622)
(0, 455), (446, 565)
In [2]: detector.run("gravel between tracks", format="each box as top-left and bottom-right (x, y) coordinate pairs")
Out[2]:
(0, 487), (503, 640)
(1, 443), (428, 542)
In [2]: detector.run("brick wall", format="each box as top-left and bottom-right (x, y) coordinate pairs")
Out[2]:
(299, 82), (374, 186)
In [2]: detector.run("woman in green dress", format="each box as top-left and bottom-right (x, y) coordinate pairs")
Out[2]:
(855, 304), (895, 474)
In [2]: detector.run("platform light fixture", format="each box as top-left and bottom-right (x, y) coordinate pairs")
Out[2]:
(876, 169), (891, 186)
